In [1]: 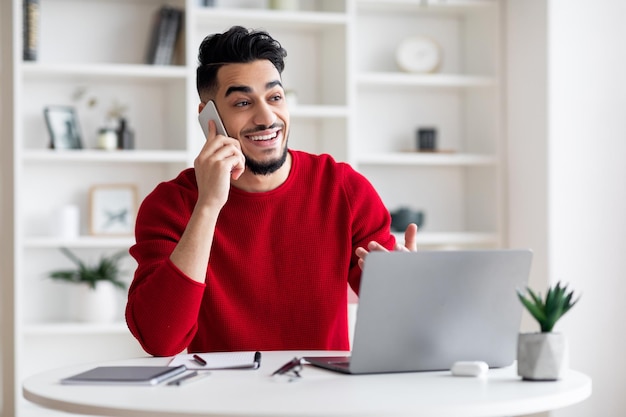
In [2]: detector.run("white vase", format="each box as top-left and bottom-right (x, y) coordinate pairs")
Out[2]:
(51, 204), (80, 239)
(517, 332), (569, 380)
(75, 281), (118, 323)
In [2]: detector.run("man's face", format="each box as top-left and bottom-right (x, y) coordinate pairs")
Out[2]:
(212, 60), (290, 175)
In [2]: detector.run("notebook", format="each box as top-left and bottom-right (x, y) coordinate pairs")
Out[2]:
(60, 365), (187, 385)
(305, 249), (533, 374)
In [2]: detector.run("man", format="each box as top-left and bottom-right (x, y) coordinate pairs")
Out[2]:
(125, 26), (417, 356)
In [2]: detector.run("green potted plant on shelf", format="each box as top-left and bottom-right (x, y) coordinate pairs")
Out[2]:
(48, 247), (129, 323)
(516, 281), (580, 380)
(49, 247), (128, 290)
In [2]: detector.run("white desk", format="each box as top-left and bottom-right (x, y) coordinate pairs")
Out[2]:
(23, 351), (591, 417)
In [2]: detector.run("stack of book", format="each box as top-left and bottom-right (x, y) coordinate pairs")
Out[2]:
(145, 6), (184, 66)
(23, 0), (40, 61)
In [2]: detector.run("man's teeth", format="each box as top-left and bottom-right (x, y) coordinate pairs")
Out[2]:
(249, 132), (278, 141)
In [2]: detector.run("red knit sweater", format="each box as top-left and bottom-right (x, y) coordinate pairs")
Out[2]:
(126, 151), (395, 356)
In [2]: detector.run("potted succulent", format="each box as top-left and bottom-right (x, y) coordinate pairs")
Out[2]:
(49, 247), (128, 322)
(516, 281), (580, 380)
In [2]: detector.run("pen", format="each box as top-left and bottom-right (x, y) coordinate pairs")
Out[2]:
(167, 371), (210, 386)
(192, 354), (207, 367)
(271, 357), (302, 376)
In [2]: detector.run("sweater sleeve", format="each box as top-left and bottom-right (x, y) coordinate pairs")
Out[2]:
(342, 165), (396, 295)
(125, 175), (206, 356)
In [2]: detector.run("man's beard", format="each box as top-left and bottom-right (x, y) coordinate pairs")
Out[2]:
(244, 141), (289, 176)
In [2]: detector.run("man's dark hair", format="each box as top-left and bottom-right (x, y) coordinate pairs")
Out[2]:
(196, 26), (288, 101)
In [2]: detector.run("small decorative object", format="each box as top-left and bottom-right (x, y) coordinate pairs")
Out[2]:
(390, 207), (424, 231)
(395, 35), (441, 74)
(89, 184), (138, 236)
(51, 205), (80, 239)
(106, 99), (128, 122)
(43, 106), (83, 149)
(516, 281), (580, 381)
(71, 86), (98, 109)
(92, 100), (135, 150)
(117, 117), (135, 150)
(417, 127), (437, 151)
(96, 126), (118, 150)
(48, 247), (128, 323)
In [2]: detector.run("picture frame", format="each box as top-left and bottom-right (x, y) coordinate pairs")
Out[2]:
(89, 184), (138, 236)
(43, 106), (83, 149)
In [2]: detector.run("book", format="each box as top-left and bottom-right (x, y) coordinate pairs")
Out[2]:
(23, 0), (40, 61)
(60, 365), (187, 386)
(145, 6), (183, 66)
(169, 351), (262, 370)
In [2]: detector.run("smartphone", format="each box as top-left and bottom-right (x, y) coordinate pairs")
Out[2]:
(198, 100), (228, 138)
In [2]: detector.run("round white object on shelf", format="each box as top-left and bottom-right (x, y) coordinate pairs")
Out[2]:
(396, 35), (441, 73)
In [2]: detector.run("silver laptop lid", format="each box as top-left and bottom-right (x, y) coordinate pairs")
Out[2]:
(349, 249), (533, 374)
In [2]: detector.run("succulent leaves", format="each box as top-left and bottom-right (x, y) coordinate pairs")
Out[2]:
(517, 281), (579, 333)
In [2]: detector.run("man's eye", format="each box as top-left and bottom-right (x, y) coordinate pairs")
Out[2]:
(270, 94), (283, 102)
(235, 100), (250, 107)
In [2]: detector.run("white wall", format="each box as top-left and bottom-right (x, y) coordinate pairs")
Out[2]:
(508, 0), (626, 416)
(549, 0), (626, 416)
(505, 0), (549, 332)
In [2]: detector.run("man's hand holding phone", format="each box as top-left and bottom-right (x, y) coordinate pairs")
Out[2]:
(169, 103), (245, 283)
(194, 101), (245, 210)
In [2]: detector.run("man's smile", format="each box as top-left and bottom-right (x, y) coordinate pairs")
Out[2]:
(247, 129), (280, 141)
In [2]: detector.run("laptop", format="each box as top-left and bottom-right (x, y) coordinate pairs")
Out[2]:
(305, 249), (533, 374)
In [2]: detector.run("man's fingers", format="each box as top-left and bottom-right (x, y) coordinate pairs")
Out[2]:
(404, 223), (418, 252)
(394, 242), (410, 252)
(356, 226), (418, 272)
(206, 119), (222, 142)
(229, 153), (246, 180)
(367, 241), (388, 252)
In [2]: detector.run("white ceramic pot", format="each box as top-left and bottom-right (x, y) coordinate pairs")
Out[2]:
(517, 332), (569, 380)
(51, 205), (80, 239)
(96, 128), (118, 150)
(75, 281), (118, 323)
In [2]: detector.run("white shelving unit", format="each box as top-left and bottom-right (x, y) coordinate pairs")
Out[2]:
(9, 0), (192, 415)
(4, 0), (503, 415)
(351, 0), (502, 248)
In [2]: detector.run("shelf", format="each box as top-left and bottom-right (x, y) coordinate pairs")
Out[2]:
(289, 105), (348, 119)
(357, 72), (496, 88)
(356, 0), (498, 14)
(22, 62), (188, 82)
(22, 149), (189, 163)
(394, 231), (499, 247)
(24, 321), (129, 336)
(24, 236), (135, 249)
(195, 8), (347, 30)
(357, 152), (498, 167)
